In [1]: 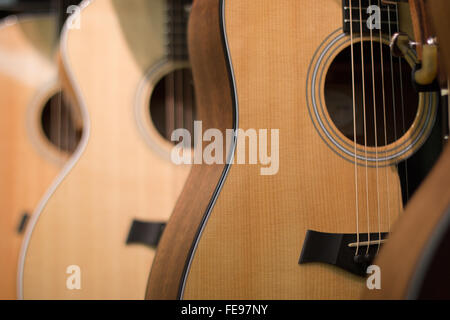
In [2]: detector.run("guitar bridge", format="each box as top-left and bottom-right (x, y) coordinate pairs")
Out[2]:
(299, 230), (388, 276)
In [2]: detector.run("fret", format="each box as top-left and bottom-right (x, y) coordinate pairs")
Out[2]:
(343, 19), (398, 24)
(166, 0), (192, 61)
(342, 0), (399, 35)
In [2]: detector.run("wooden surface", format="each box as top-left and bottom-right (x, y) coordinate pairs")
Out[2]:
(182, 0), (402, 300)
(147, 0), (415, 300)
(0, 15), (61, 299)
(363, 145), (450, 299)
(146, 0), (234, 299)
(20, 0), (190, 300)
(363, 0), (450, 300)
(409, 0), (431, 60)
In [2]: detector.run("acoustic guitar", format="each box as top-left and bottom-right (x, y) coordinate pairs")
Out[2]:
(0, 6), (81, 299)
(363, 0), (450, 299)
(19, 0), (194, 299)
(147, 0), (442, 299)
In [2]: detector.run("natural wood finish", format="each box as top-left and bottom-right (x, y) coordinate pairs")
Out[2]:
(0, 16), (61, 300)
(146, 0), (234, 299)
(148, 0), (407, 299)
(363, 145), (450, 299)
(363, 0), (450, 299)
(21, 0), (190, 299)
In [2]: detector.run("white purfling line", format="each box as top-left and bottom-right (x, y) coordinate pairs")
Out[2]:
(179, 0), (239, 299)
(17, 0), (93, 300)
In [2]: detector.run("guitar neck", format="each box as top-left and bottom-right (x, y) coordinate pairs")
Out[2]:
(166, 0), (191, 61)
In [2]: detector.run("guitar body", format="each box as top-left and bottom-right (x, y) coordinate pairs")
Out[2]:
(0, 15), (64, 299)
(19, 0), (190, 299)
(147, 0), (438, 299)
(363, 145), (450, 299)
(364, 0), (450, 300)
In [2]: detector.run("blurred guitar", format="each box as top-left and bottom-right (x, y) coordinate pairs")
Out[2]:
(0, 3), (81, 299)
(147, 0), (443, 299)
(19, 0), (194, 299)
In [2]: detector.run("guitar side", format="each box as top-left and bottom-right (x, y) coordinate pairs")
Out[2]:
(363, 0), (450, 299)
(147, 0), (426, 299)
(363, 144), (450, 299)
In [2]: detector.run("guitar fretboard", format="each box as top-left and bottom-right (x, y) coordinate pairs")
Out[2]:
(166, 0), (192, 61)
(342, 0), (399, 35)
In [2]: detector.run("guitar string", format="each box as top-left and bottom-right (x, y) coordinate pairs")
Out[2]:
(178, 71), (184, 138)
(48, 1), (56, 156)
(181, 1), (189, 136)
(174, 0), (180, 135)
(60, 1), (68, 153)
(387, 8), (398, 163)
(349, 0), (361, 255)
(395, 3), (410, 206)
(182, 2), (186, 132)
(59, 1), (71, 157)
(181, 3), (190, 140)
(181, 2), (191, 149)
(358, 0), (371, 255)
(176, 1), (190, 146)
(64, 94), (69, 153)
(50, 0), (58, 158)
(50, 88), (56, 157)
(387, 5), (400, 226)
(166, 73), (174, 139)
(69, 94), (76, 152)
(165, 0), (175, 141)
(68, 0), (78, 153)
(174, 0), (184, 139)
(172, 0), (178, 197)
(172, 0), (176, 138)
(56, 0), (62, 161)
(181, 3), (188, 140)
(378, 0), (391, 233)
(185, 67), (193, 143)
(185, 1), (194, 147)
(368, 0), (382, 253)
(62, 2), (74, 155)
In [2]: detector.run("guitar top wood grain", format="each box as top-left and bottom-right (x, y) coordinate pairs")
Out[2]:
(20, 0), (190, 299)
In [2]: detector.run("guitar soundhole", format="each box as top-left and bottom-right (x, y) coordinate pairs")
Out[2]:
(149, 68), (196, 147)
(41, 92), (81, 153)
(324, 41), (418, 147)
